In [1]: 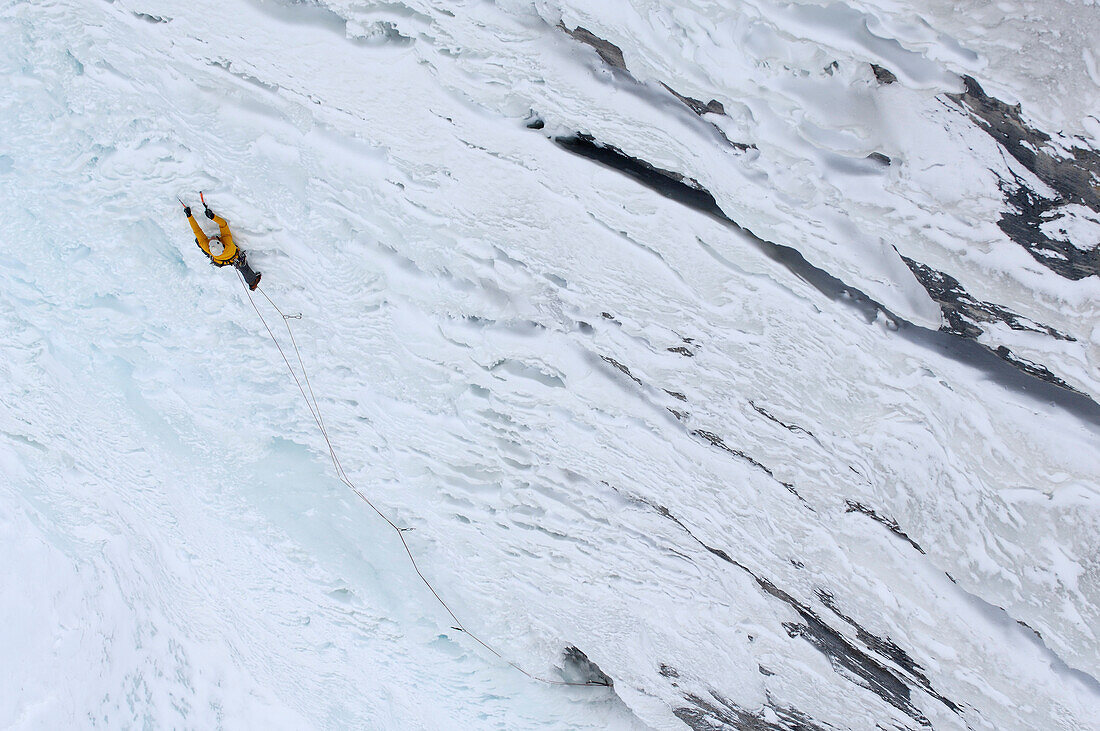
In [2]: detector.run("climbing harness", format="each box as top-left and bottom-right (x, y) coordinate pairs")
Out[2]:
(236, 270), (610, 688)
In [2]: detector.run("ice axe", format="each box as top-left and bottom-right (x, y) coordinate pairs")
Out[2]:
(199, 191), (217, 220)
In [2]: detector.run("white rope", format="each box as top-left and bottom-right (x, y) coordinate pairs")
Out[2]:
(237, 272), (609, 688)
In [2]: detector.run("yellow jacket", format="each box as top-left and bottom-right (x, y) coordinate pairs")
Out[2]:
(188, 213), (239, 265)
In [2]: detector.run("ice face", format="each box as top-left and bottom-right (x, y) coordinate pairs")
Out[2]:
(1, 1), (1098, 729)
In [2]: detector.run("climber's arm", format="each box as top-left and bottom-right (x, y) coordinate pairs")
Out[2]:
(211, 213), (234, 249)
(187, 214), (212, 257)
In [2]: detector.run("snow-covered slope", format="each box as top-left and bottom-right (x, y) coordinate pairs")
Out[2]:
(2, 0), (1099, 728)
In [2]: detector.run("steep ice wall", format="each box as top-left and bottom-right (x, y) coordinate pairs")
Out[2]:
(2, 0), (1099, 729)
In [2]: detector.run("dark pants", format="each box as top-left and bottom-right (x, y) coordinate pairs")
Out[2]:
(230, 251), (262, 290)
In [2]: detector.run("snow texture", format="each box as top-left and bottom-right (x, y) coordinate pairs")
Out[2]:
(2, 0), (1099, 729)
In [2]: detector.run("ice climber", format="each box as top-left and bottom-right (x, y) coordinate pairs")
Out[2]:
(182, 196), (262, 290)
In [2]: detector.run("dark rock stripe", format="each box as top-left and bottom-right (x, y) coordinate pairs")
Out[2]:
(618, 491), (960, 726)
(844, 500), (926, 555)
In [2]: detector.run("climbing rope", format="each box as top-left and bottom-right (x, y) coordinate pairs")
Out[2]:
(236, 271), (609, 688)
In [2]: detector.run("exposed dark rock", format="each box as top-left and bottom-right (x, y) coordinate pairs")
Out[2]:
(675, 689), (834, 731)
(871, 64), (898, 84)
(660, 82), (726, 116)
(621, 490), (960, 725)
(558, 24), (627, 71)
(951, 76), (1100, 211)
(709, 126), (758, 152)
(769, 703), (837, 730)
(561, 646), (614, 686)
(676, 691), (770, 730)
(900, 256), (1081, 392)
(844, 500), (926, 555)
(601, 354), (644, 386)
(948, 75), (1100, 280)
(997, 176), (1100, 281)
(750, 401), (815, 438)
(742, 566), (961, 725)
(133, 11), (169, 23)
(899, 256), (1075, 342)
(777, 609), (930, 725)
(866, 152), (891, 166)
(556, 22), (755, 151)
(816, 589), (943, 701)
(1016, 618), (1043, 640)
(622, 492), (736, 566)
(991, 345), (1077, 392)
(676, 691), (798, 730)
(691, 429), (804, 502)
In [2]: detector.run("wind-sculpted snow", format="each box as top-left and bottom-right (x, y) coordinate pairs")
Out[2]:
(2, 0), (1099, 729)
(518, 0), (1100, 399)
